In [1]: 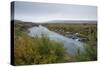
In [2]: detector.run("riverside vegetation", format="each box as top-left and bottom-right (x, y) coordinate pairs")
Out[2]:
(14, 20), (97, 65)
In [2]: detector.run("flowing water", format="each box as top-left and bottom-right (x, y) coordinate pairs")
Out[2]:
(28, 25), (84, 55)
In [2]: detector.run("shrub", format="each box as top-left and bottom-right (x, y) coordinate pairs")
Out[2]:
(75, 43), (97, 61)
(14, 33), (68, 65)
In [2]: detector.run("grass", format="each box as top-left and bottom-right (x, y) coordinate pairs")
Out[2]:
(75, 43), (97, 61)
(14, 21), (97, 65)
(14, 22), (69, 65)
(47, 23), (97, 62)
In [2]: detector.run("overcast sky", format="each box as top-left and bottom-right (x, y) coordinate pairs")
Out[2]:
(14, 1), (97, 22)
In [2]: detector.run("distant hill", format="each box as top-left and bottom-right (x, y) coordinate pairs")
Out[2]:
(43, 20), (97, 24)
(11, 20), (97, 27)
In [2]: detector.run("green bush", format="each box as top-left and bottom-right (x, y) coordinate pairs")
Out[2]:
(75, 43), (97, 61)
(14, 33), (68, 65)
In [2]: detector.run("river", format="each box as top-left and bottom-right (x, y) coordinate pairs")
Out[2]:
(28, 25), (84, 55)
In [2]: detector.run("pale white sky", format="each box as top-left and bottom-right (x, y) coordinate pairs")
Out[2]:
(14, 1), (97, 22)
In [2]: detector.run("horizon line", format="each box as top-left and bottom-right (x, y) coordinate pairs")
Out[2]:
(12, 19), (97, 23)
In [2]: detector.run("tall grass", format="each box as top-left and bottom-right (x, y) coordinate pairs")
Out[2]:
(14, 31), (68, 65)
(75, 43), (97, 61)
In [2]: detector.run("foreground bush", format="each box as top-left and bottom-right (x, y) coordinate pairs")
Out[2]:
(14, 33), (68, 65)
(75, 43), (97, 61)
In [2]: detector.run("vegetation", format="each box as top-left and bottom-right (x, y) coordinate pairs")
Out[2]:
(14, 22), (68, 65)
(47, 23), (97, 62)
(75, 43), (97, 61)
(14, 20), (97, 65)
(47, 23), (97, 42)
